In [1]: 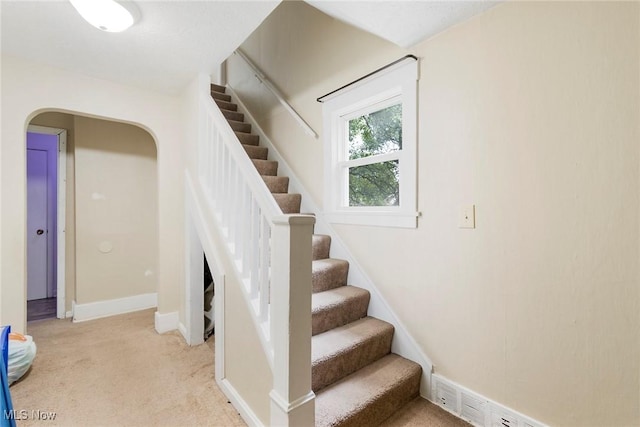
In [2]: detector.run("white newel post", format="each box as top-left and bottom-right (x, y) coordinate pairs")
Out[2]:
(269, 215), (316, 427)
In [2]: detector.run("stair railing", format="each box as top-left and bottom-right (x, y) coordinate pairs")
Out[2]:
(198, 90), (315, 426)
(233, 49), (318, 138)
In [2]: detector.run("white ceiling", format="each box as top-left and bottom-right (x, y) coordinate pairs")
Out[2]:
(306, 1), (500, 48)
(0, 0), (280, 94)
(1, 0), (499, 95)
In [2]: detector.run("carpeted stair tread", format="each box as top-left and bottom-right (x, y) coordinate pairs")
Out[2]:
(312, 317), (394, 392)
(214, 99), (237, 112)
(228, 120), (251, 133)
(313, 234), (331, 260)
(273, 193), (302, 214)
(312, 286), (370, 336)
(222, 109), (244, 122)
(243, 144), (268, 160)
(211, 91), (231, 102)
(313, 259), (349, 293)
(315, 354), (422, 427)
(252, 159), (278, 176)
(210, 83), (226, 93)
(236, 132), (259, 146)
(262, 175), (289, 193)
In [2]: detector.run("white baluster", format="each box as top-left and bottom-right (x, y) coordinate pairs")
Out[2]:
(259, 216), (270, 322)
(250, 199), (260, 298)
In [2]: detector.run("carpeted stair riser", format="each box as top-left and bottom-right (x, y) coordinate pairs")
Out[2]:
(313, 259), (349, 293)
(273, 193), (302, 214)
(228, 120), (251, 133)
(210, 84), (423, 427)
(312, 234), (331, 260)
(312, 317), (394, 392)
(211, 83), (226, 93)
(214, 99), (237, 112)
(252, 159), (278, 176)
(315, 354), (422, 427)
(235, 131), (260, 146)
(211, 91), (232, 102)
(243, 144), (268, 160)
(262, 176), (289, 193)
(312, 286), (370, 336)
(222, 109), (244, 122)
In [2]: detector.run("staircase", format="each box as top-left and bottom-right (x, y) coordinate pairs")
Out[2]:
(211, 83), (422, 427)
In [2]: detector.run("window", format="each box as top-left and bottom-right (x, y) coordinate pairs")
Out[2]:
(322, 59), (418, 228)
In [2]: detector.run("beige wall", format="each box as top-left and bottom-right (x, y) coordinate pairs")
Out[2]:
(30, 112), (77, 312)
(1, 55), (185, 332)
(229, 1), (401, 205)
(74, 116), (157, 303)
(27, 113), (158, 307)
(230, 2), (640, 425)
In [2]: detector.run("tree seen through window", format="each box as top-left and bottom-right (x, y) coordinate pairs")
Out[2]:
(347, 104), (402, 206)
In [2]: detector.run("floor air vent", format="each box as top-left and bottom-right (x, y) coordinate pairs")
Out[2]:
(431, 374), (547, 427)
(461, 392), (486, 426)
(434, 377), (459, 412)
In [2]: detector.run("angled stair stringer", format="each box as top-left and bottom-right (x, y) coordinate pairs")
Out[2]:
(184, 173), (267, 427)
(226, 84), (434, 399)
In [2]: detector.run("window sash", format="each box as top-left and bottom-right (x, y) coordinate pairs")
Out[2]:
(338, 151), (400, 169)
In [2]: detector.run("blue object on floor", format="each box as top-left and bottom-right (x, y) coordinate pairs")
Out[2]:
(0, 327), (8, 374)
(0, 326), (16, 427)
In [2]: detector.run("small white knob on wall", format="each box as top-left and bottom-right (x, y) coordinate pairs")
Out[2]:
(98, 241), (113, 253)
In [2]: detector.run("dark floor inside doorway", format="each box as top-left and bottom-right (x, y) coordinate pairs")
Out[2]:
(27, 297), (56, 321)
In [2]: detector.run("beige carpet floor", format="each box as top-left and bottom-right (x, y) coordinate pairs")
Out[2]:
(11, 309), (243, 427)
(10, 309), (468, 427)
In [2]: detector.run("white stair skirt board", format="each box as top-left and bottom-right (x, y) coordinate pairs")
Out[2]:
(72, 293), (158, 323)
(218, 378), (264, 427)
(154, 311), (180, 334)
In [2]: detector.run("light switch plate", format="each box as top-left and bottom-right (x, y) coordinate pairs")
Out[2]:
(459, 205), (475, 229)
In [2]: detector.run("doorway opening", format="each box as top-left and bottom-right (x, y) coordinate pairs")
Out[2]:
(204, 255), (215, 341)
(26, 125), (67, 321)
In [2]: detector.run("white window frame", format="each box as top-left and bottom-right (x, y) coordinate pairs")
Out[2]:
(322, 59), (419, 228)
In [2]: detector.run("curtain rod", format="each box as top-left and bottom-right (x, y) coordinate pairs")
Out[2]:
(316, 54), (418, 103)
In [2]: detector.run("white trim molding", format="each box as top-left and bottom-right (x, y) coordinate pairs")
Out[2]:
(178, 322), (188, 341)
(154, 310), (179, 334)
(27, 124), (68, 319)
(218, 378), (265, 427)
(73, 293), (157, 322)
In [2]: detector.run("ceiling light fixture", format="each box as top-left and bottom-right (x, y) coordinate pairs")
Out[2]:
(69, 0), (136, 33)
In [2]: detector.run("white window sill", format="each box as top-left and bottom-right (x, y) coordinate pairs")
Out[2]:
(324, 211), (419, 228)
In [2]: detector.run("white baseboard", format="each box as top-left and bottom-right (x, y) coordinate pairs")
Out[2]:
(431, 374), (547, 427)
(65, 310), (73, 319)
(73, 293), (157, 322)
(218, 378), (264, 427)
(178, 322), (188, 341)
(155, 311), (179, 334)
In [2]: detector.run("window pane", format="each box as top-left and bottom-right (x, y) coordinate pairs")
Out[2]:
(348, 104), (402, 161)
(348, 160), (399, 207)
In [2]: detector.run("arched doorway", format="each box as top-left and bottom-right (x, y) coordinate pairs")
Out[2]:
(27, 111), (159, 324)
